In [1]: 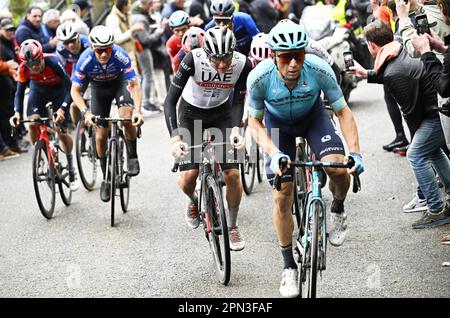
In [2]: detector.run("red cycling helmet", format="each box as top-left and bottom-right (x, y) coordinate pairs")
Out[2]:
(19, 39), (44, 65)
(182, 27), (205, 53)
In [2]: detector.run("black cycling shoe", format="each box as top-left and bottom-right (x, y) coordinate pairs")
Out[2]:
(382, 137), (409, 152)
(127, 158), (140, 177)
(100, 180), (110, 202)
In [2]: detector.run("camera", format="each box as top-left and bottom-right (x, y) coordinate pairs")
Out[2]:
(415, 14), (431, 35)
(343, 51), (354, 71)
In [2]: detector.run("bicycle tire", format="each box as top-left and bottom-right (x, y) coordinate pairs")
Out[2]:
(57, 145), (72, 206)
(303, 201), (319, 298)
(75, 121), (97, 191)
(109, 140), (117, 227)
(256, 144), (263, 183)
(119, 139), (130, 213)
(205, 174), (231, 285)
(32, 140), (56, 219)
(240, 153), (256, 195)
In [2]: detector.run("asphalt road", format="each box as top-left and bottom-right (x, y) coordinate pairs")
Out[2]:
(0, 82), (449, 298)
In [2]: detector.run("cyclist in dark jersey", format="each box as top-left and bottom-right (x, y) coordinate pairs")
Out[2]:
(205, 0), (260, 56)
(56, 22), (90, 125)
(164, 26), (252, 251)
(71, 25), (144, 203)
(10, 39), (79, 191)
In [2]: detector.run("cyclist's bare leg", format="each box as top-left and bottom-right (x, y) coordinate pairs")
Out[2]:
(223, 168), (242, 226)
(118, 106), (137, 140)
(95, 127), (109, 159)
(57, 130), (73, 153)
(179, 169), (199, 199)
(322, 153), (350, 201)
(272, 181), (294, 246)
(28, 114), (41, 145)
(70, 103), (81, 126)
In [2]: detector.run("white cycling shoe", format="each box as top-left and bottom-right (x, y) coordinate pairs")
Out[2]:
(329, 212), (348, 247)
(279, 268), (299, 298)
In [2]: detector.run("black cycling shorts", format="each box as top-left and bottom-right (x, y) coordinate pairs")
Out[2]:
(90, 77), (134, 128)
(177, 98), (239, 172)
(264, 97), (345, 185)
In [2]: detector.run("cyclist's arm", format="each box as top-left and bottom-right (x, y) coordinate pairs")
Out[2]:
(49, 57), (73, 111)
(248, 115), (280, 157)
(231, 58), (253, 127)
(71, 82), (88, 112)
(164, 52), (195, 138)
(14, 81), (27, 115)
(129, 78), (142, 114)
(335, 105), (361, 154)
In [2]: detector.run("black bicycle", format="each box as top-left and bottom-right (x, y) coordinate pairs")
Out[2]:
(172, 134), (238, 285)
(92, 116), (141, 227)
(75, 120), (97, 191)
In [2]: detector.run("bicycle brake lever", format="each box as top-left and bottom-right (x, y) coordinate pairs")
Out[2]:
(352, 173), (361, 193)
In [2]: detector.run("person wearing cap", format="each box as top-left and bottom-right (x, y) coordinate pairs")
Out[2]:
(15, 5), (58, 52)
(73, 0), (93, 29)
(0, 18), (23, 157)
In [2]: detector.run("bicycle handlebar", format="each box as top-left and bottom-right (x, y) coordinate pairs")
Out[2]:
(273, 157), (361, 193)
(89, 116), (143, 138)
(171, 137), (240, 173)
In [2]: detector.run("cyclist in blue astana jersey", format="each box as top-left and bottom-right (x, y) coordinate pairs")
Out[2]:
(56, 22), (90, 125)
(205, 0), (259, 56)
(247, 20), (364, 298)
(71, 25), (144, 203)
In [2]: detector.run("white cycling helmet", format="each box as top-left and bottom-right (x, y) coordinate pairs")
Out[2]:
(56, 23), (79, 42)
(89, 25), (114, 48)
(250, 33), (271, 62)
(203, 26), (236, 58)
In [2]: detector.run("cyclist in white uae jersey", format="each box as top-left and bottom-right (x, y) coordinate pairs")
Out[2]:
(247, 20), (364, 298)
(164, 26), (252, 251)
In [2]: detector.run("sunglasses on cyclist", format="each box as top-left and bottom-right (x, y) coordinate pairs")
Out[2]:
(276, 51), (305, 64)
(214, 16), (232, 25)
(209, 53), (233, 65)
(94, 47), (113, 55)
(26, 59), (42, 68)
(63, 38), (77, 46)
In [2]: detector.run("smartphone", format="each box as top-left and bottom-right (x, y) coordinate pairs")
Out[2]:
(343, 51), (354, 71)
(415, 14), (431, 35)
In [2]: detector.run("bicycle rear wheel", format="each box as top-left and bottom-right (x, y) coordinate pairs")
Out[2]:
(119, 138), (130, 213)
(240, 152), (255, 195)
(206, 175), (231, 285)
(108, 140), (117, 227)
(75, 121), (97, 191)
(256, 144), (264, 183)
(57, 145), (72, 206)
(300, 201), (320, 298)
(32, 140), (56, 219)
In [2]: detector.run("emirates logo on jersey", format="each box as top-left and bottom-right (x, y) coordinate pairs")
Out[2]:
(201, 71), (232, 82)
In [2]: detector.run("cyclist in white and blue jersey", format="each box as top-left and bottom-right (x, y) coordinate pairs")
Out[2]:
(247, 20), (364, 298)
(71, 25), (144, 203)
(56, 23), (91, 125)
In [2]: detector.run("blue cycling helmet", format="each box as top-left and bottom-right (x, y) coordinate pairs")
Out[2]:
(268, 19), (308, 51)
(169, 10), (190, 28)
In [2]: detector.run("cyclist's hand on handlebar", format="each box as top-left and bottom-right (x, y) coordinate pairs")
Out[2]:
(230, 130), (245, 149)
(171, 138), (188, 158)
(54, 108), (65, 123)
(132, 112), (144, 126)
(9, 113), (20, 128)
(84, 111), (96, 127)
(347, 152), (364, 175)
(269, 151), (290, 176)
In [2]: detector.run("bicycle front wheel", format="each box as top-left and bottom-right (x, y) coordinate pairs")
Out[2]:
(109, 140), (117, 227)
(119, 139), (130, 213)
(57, 146), (72, 206)
(75, 121), (97, 191)
(300, 201), (320, 298)
(32, 140), (56, 219)
(206, 175), (231, 285)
